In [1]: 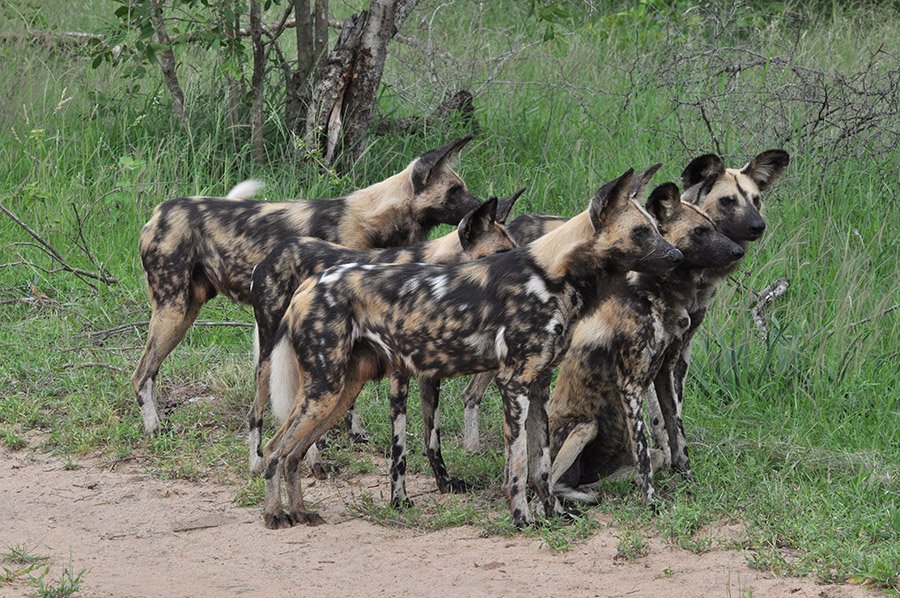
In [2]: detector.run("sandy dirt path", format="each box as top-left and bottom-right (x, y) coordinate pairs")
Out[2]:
(0, 447), (875, 597)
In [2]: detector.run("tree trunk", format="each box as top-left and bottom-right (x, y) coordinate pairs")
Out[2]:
(249, 0), (266, 161)
(149, 0), (189, 129)
(303, 0), (419, 168)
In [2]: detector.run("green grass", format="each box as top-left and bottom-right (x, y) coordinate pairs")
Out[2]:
(1, 0), (897, 591)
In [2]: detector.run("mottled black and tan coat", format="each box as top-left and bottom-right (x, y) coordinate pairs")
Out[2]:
(547, 184), (744, 505)
(131, 136), (480, 434)
(261, 169), (683, 529)
(461, 150), (790, 489)
(246, 192), (522, 481)
(643, 149), (790, 476)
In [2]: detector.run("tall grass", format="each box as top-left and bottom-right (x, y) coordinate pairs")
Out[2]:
(0, 0), (897, 588)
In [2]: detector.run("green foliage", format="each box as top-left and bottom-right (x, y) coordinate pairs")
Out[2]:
(0, 0), (897, 590)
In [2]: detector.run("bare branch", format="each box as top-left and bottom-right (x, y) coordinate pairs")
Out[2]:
(752, 278), (790, 339)
(78, 320), (253, 341)
(848, 304), (900, 329)
(0, 202), (117, 287)
(249, 0), (266, 161)
(149, 0), (189, 129)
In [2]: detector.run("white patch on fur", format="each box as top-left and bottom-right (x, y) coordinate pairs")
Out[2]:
(269, 336), (299, 424)
(304, 441), (321, 471)
(552, 484), (601, 504)
(494, 326), (508, 362)
(252, 325), (260, 368)
(626, 271), (641, 286)
(139, 378), (159, 434)
(319, 262), (358, 285)
(525, 274), (551, 302)
(348, 410), (366, 437)
(457, 303), (468, 312)
(226, 179), (264, 200)
(364, 330), (393, 358)
(399, 277), (420, 296)
(360, 264), (377, 270)
(428, 274), (449, 299)
(463, 404), (481, 452)
(429, 408), (441, 451)
(630, 199), (660, 233)
(248, 428), (263, 475)
(544, 310), (564, 334)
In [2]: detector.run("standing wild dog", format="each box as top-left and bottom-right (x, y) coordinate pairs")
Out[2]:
(547, 183), (744, 505)
(460, 150), (790, 478)
(246, 191), (522, 478)
(643, 149), (789, 477)
(260, 168), (684, 529)
(132, 136), (480, 434)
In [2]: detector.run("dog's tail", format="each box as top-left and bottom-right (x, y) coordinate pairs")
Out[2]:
(226, 179), (264, 200)
(553, 483), (601, 505)
(269, 330), (301, 424)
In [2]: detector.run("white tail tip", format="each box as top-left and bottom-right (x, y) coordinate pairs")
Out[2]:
(226, 179), (264, 200)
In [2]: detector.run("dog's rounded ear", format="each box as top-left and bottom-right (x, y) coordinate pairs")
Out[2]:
(411, 135), (475, 194)
(741, 149), (790, 191)
(458, 196), (497, 250)
(495, 188), (526, 224)
(681, 154), (724, 189)
(646, 183), (681, 225)
(589, 169), (634, 231)
(629, 163), (662, 200)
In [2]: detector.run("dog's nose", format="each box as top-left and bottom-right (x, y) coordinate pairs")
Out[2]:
(731, 245), (745, 259)
(749, 220), (766, 235)
(669, 248), (684, 265)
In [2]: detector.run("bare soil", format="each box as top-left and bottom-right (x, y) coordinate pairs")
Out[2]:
(0, 447), (875, 597)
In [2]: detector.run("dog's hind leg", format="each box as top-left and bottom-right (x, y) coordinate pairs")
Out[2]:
(268, 371), (363, 528)
(248, 355), (271, 475)
(420, 377), (469, 494)
(462, 370), (496, 452)
(549, 420), (599, 504)
(388, 374), (413, 508)
(132, 297), (205, 434)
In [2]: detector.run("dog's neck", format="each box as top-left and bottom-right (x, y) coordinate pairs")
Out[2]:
(421, 230), (465, 264)
(345, 166), (427, 246)
(527, 210), (623, 317)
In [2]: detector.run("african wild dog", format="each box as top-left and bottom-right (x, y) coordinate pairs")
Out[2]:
(643, 149), (789, 477)
(547, 184), (744, 505)
(460, 150), (790, 480)
(132, 136), (480, 435)
(246, 191), (522, 477)
(260, 168), (683, 529)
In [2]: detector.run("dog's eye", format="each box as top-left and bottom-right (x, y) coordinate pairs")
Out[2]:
(752, 195), (761, 208)
(692, 226), (707, 236)
(720, 195), (737, 207)
(448, 184), (463, 197)
(631, 226), (651, 241)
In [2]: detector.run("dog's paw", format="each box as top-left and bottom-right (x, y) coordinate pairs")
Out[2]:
(263, 511), (295, 530)
(390, 497), (414, 510)
(437, 477), (471, 494)
(289, 510), (325, 526)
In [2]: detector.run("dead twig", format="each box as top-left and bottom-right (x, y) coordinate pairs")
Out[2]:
(62, 362), (128, 373)
(848, 303), (899, 329)
(0, 202), (117, 288)
(79, 320), (253, 341)
(752, 278), (790, 339)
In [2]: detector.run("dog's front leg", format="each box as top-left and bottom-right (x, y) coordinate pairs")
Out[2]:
(496, 368), (535, 528)
(525, 369), (561, 519)
(462, 370), (497, 452)
(388, 374), (413, 509)
(653, 346), (695, 482)
(421, 376), (469, 494)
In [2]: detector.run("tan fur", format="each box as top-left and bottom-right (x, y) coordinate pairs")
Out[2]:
(528, 212), (595, 279)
